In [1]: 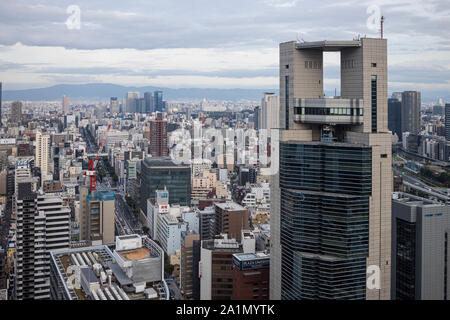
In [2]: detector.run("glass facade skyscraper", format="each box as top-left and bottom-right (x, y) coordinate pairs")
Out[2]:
(279, 142), (372, 299)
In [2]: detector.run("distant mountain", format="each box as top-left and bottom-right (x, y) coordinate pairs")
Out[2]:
(3, 83), (279, 102)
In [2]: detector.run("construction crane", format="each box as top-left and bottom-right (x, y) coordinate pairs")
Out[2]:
(84, 123), (112, 192)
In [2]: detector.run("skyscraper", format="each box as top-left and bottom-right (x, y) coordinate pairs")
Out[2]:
(62, 95), (70, 114)
(391, 192), (450, 300)
(35, 130), (51, 185)
(260, 92), (280, 136)
(110, 97), (120, 114)
(154, 91), (163, 112)
(388, 98), (402, 140)
(401, 91), (421, 135)
(271, 38), (392, 300)
(445, 104), (450, 141)
(10, 101), (22, 124)
(144, 92), (154, 114)
(126, 92), (140, 113)
(149, 117), (168, 157)
(14, 183), (70, 300)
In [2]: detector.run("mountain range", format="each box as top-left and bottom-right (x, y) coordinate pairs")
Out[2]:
(2, 83), (279, 102)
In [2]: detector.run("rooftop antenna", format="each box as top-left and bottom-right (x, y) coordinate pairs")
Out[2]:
(380, 16), (385, 39)
(296, 32), (305, 43)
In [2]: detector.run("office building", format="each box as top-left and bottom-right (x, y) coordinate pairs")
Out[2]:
(388, 98), (402, 140)
(149, 118), (168, 157)
(62, 95), (70, 114)
(445, 104), (450, 141)
(49, 234), (168, 300)
(136, 98), (146, 114)
(14, 183), (70, 299)
(180, 230), (200, 298)
(79, 187), (115, 245)
(401, 91), (421, 135)
(271, 38), (392, 300)
(154, 91), (163, 112)
(391, 192), (450, 300)
(214, 202), (249, 241)
(10, 101), (22, 124)
(144, 92), (154, 114)
(125, 92), (140, 113)
(199, 234), (243, 300)
(140, 157), (191, 214)
(232, 252), (270, 300)
(110, 97), (120, 114)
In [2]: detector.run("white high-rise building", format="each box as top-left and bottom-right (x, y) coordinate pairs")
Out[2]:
(260, 92), (280, 136)
(62, 95), (70, 114)
(14, 183), (70, 300)
(35, 130), (51, 185)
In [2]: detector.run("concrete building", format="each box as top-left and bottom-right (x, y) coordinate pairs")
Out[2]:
(10, 101), (22, 124)
(214, 202), (249, 241)
(391, 192), (450, 300)
(260, 92), (280, 137)
(199, 234), (243, 300)
(14, 183), (70, 299)
(35, 130), (51, 185)
(401, 91), (421, 135)
(49, 234), (168, 300)
(149, 118), (168, 157)
(79, 187), (115, 245)
(180, 230), (200, 298)
(231, 252), (270, 300)
(271, 38), (392, 300)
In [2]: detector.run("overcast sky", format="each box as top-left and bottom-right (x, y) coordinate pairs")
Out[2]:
(0, 0), (449, 100)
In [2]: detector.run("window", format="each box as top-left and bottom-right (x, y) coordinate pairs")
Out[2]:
(381, 154), (387, 158)
(372, 63), (377, 68)
(285, 64), (289, 69)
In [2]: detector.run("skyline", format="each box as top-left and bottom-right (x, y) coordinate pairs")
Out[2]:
(0, 0), (449, 101)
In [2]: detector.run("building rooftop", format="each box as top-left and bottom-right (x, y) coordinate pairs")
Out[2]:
(295, 40), (362, 51)
(50, 235), (168, 301)
(215, 201), (246, 212)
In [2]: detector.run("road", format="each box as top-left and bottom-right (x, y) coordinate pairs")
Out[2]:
(394, 167), (450, 202)
(165, 278), (182, 300)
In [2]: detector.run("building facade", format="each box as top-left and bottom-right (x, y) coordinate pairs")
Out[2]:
(271, 38), (392, 300)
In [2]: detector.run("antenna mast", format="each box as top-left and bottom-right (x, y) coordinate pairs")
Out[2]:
(380, 16), (385, 39)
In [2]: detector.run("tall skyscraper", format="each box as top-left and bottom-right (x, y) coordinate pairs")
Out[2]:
(126, 92), (140, 113)
(391, 192), (450, 300)
(388, 98), (402, 140)
(14, 183), (70, 300)
(445, 104), (450, 141)
(154, 91), (163, 112)
(62, 95), (70, 114)
(149, 117), (168, 157)
(10, 101), (22, 124)
(110, 97), (120, 114)
(271, 38), (392, 300)
(35, 130), (51, 185)
(260, 92), (280, 136)
(144, 92), (154, 114)
(401, 91), (421, 135)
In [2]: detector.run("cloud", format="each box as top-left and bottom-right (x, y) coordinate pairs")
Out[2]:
(0, 0), (449, 99)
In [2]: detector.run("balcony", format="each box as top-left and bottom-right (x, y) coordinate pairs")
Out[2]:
(293, 98), (364, 125)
